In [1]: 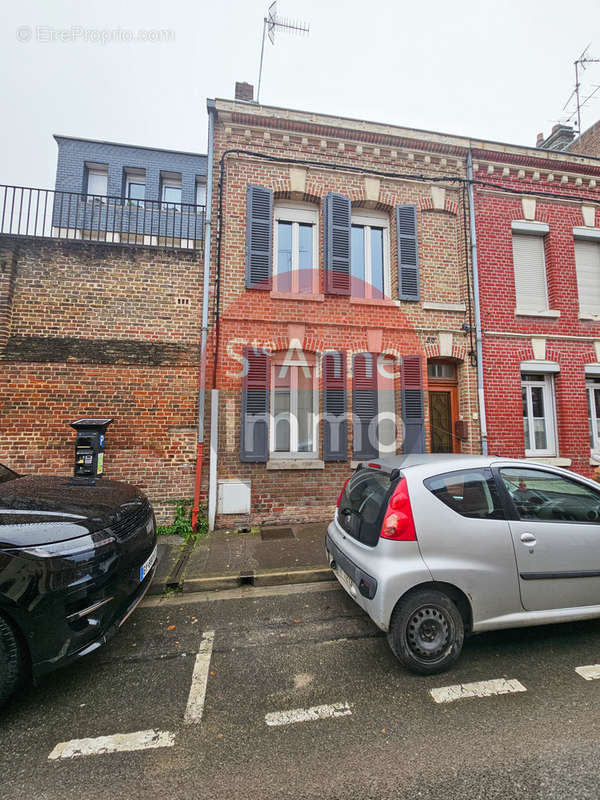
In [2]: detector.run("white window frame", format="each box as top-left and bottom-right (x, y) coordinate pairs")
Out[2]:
(350, 209), (391, 299)
(269, 359), (319, 459)
(512, 230), (549, 314)
(86, 165), (108, 201)
(125, 170), (145, 206)
(587, 377), (600, 456)
(195, 179), (206, 209)
(161, 173), (182, 210)
(273, 203), (319, 295)
(521, 372), (557, 457)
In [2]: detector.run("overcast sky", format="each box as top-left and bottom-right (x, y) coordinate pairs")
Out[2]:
(1, 0), (600, 190)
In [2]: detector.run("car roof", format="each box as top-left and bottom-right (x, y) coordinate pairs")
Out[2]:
(363, 454), (498, 471)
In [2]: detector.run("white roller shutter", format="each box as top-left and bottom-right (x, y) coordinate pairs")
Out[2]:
(574, 240), (600, 317)
(512, 233), (548, 312)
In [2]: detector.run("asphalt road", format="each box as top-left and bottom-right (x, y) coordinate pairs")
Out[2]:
(3, 581), (600, 800)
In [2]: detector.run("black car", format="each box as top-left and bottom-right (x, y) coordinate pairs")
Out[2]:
(0, 463), (157, 706)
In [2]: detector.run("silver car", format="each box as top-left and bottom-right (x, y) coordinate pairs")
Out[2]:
(326, 455), (600, 674)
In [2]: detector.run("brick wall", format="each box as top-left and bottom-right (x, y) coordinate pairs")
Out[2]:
(567, 121), (600, 158)
(208, 102), (480, 527)
(0, 236), (206, 522)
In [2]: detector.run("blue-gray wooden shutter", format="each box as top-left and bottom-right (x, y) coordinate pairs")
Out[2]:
(323, 351), (347, 461)
(401, 355), (425, 453)
(240, 346), (270, 462)
(245, 185), (273, 289)
(324, 193), (351, 294)
(352, 352), (378, 459)
(397, 204), (420, 301)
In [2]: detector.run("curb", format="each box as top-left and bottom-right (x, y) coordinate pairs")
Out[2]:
(161, 566), (335, 594)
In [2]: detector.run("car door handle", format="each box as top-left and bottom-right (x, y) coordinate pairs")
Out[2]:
(520, 533), (537, 545)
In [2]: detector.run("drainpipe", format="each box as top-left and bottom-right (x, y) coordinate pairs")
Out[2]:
(466, 148), (488, 455)
(191, 101), (216, 531)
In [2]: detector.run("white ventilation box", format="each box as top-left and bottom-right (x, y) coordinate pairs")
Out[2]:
(217, 480), (251, 515)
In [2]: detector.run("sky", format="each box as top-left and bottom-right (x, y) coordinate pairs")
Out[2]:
(1, 0), (600, 190)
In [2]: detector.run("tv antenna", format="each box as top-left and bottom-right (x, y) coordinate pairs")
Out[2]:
(562, 44), (600, 134)
(257, 2), (310, 103)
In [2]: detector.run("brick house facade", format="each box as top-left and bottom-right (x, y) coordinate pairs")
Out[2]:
(206, 99), (480, 528)
(471, 146), (600, 478)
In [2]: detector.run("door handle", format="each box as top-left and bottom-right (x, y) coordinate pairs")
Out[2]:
(520, 533), (537, 545)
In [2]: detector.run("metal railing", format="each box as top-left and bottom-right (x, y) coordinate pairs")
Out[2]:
(0, 185), (205, 250)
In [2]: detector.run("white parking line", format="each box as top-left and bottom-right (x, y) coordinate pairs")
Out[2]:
(575, 664), (600, 681)
(183, 629), (215, 724)
(265, 702), (352, 727)
(430, 678), (527, 704)
(48, 729), (175, 760)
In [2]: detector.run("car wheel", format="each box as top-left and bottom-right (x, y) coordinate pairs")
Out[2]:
(0, 613), (23, 707)
(387, 590), (464, 675)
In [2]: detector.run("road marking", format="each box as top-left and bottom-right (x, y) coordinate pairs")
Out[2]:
(430, 678), (527, 704)
(48, 729), (175, 760)
(265, 702), (352, 727)
(183, 629), (215, 724)
(575, 664), (600, 680)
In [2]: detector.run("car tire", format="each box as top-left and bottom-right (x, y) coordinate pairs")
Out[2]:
(387, 589), (464, 675)
(0, 613), (23, 707)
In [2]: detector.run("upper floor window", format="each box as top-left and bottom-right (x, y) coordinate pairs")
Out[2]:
(521, 372), (556, 457)
(125, 169), (145, 206)
(512, 231), (548, 313)
(273, 203), (319, 295)
(196, 179), (207, 208)
(161, 173), (182, 211)
(351, 210), (390, 299)
(86, 164), (108, 200)
(575, 239), (600, 318)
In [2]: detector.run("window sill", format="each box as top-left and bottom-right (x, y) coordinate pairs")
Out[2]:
(515, 308), (560, 318)
(590, 455), (600, 466)
(579, 314), (600, 321)
(267, 459), (325, 470)
(525, 456), (572, 467)
(270, 291), (324, 302)
(350, 296), (395, 307)
(422, 302), (467, 312)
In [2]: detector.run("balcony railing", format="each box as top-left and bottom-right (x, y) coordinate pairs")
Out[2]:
(0, 185), (205, 250)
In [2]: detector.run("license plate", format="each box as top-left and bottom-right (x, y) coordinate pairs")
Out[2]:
(139, 545), (157, 582)
(335, 565), (356, 597)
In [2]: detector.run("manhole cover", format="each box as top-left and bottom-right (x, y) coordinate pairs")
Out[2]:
(261, 526), (295, 541)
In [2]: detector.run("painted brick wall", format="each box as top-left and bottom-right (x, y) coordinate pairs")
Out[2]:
(472, 149), (600, 476)
(0, 236), (207, 522)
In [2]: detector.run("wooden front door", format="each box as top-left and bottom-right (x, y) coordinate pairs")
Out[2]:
(428, 385), (459, 453)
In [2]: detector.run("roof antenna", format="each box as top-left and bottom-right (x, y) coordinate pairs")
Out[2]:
(257, 2), (310, 104)
(562, 44), (600, 135)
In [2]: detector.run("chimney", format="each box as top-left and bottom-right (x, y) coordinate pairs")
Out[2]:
(235, 82), (254, 102)
(536, 132), (544, 148)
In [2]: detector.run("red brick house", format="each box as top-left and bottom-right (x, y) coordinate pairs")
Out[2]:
(471, 143), (600, 477)
(204, 92), (481, 529)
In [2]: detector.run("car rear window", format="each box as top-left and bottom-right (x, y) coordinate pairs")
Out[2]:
(338, 468), (394, 546)
(424, 468), (505, 520)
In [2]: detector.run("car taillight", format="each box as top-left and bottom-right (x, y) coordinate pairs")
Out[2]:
(380, 478), (417, 541)
(336, 476), (352, 508)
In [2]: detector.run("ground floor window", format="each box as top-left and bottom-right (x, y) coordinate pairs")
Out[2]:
(521, 373), (556, 457)
(270, 356), (317, 457)
(587, 377), (600, 455)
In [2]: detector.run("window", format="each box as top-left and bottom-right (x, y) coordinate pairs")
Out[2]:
(352, 352), (397, 459)
(125, 169), (145, 206)
(500, 467), (600, 523)
(337, 467), (393, 545)
(575, 239), (600, 317)
(521, 373), (556, 457)
(512, 232), (548, 313)
(428, 361), (456, 380)
(161, 173), (182, 210)
(273, 204), (318, 294)
(588, 377), (600, 455)
(86, 165), (108, 200)
(196, 179), (206, 208)
(351, 210), (390, 299)
(270, 356), (317, 457)
(424, 469), (504, 519)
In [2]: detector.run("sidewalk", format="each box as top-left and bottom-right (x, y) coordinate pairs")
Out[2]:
(150, 522), (334, 595)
